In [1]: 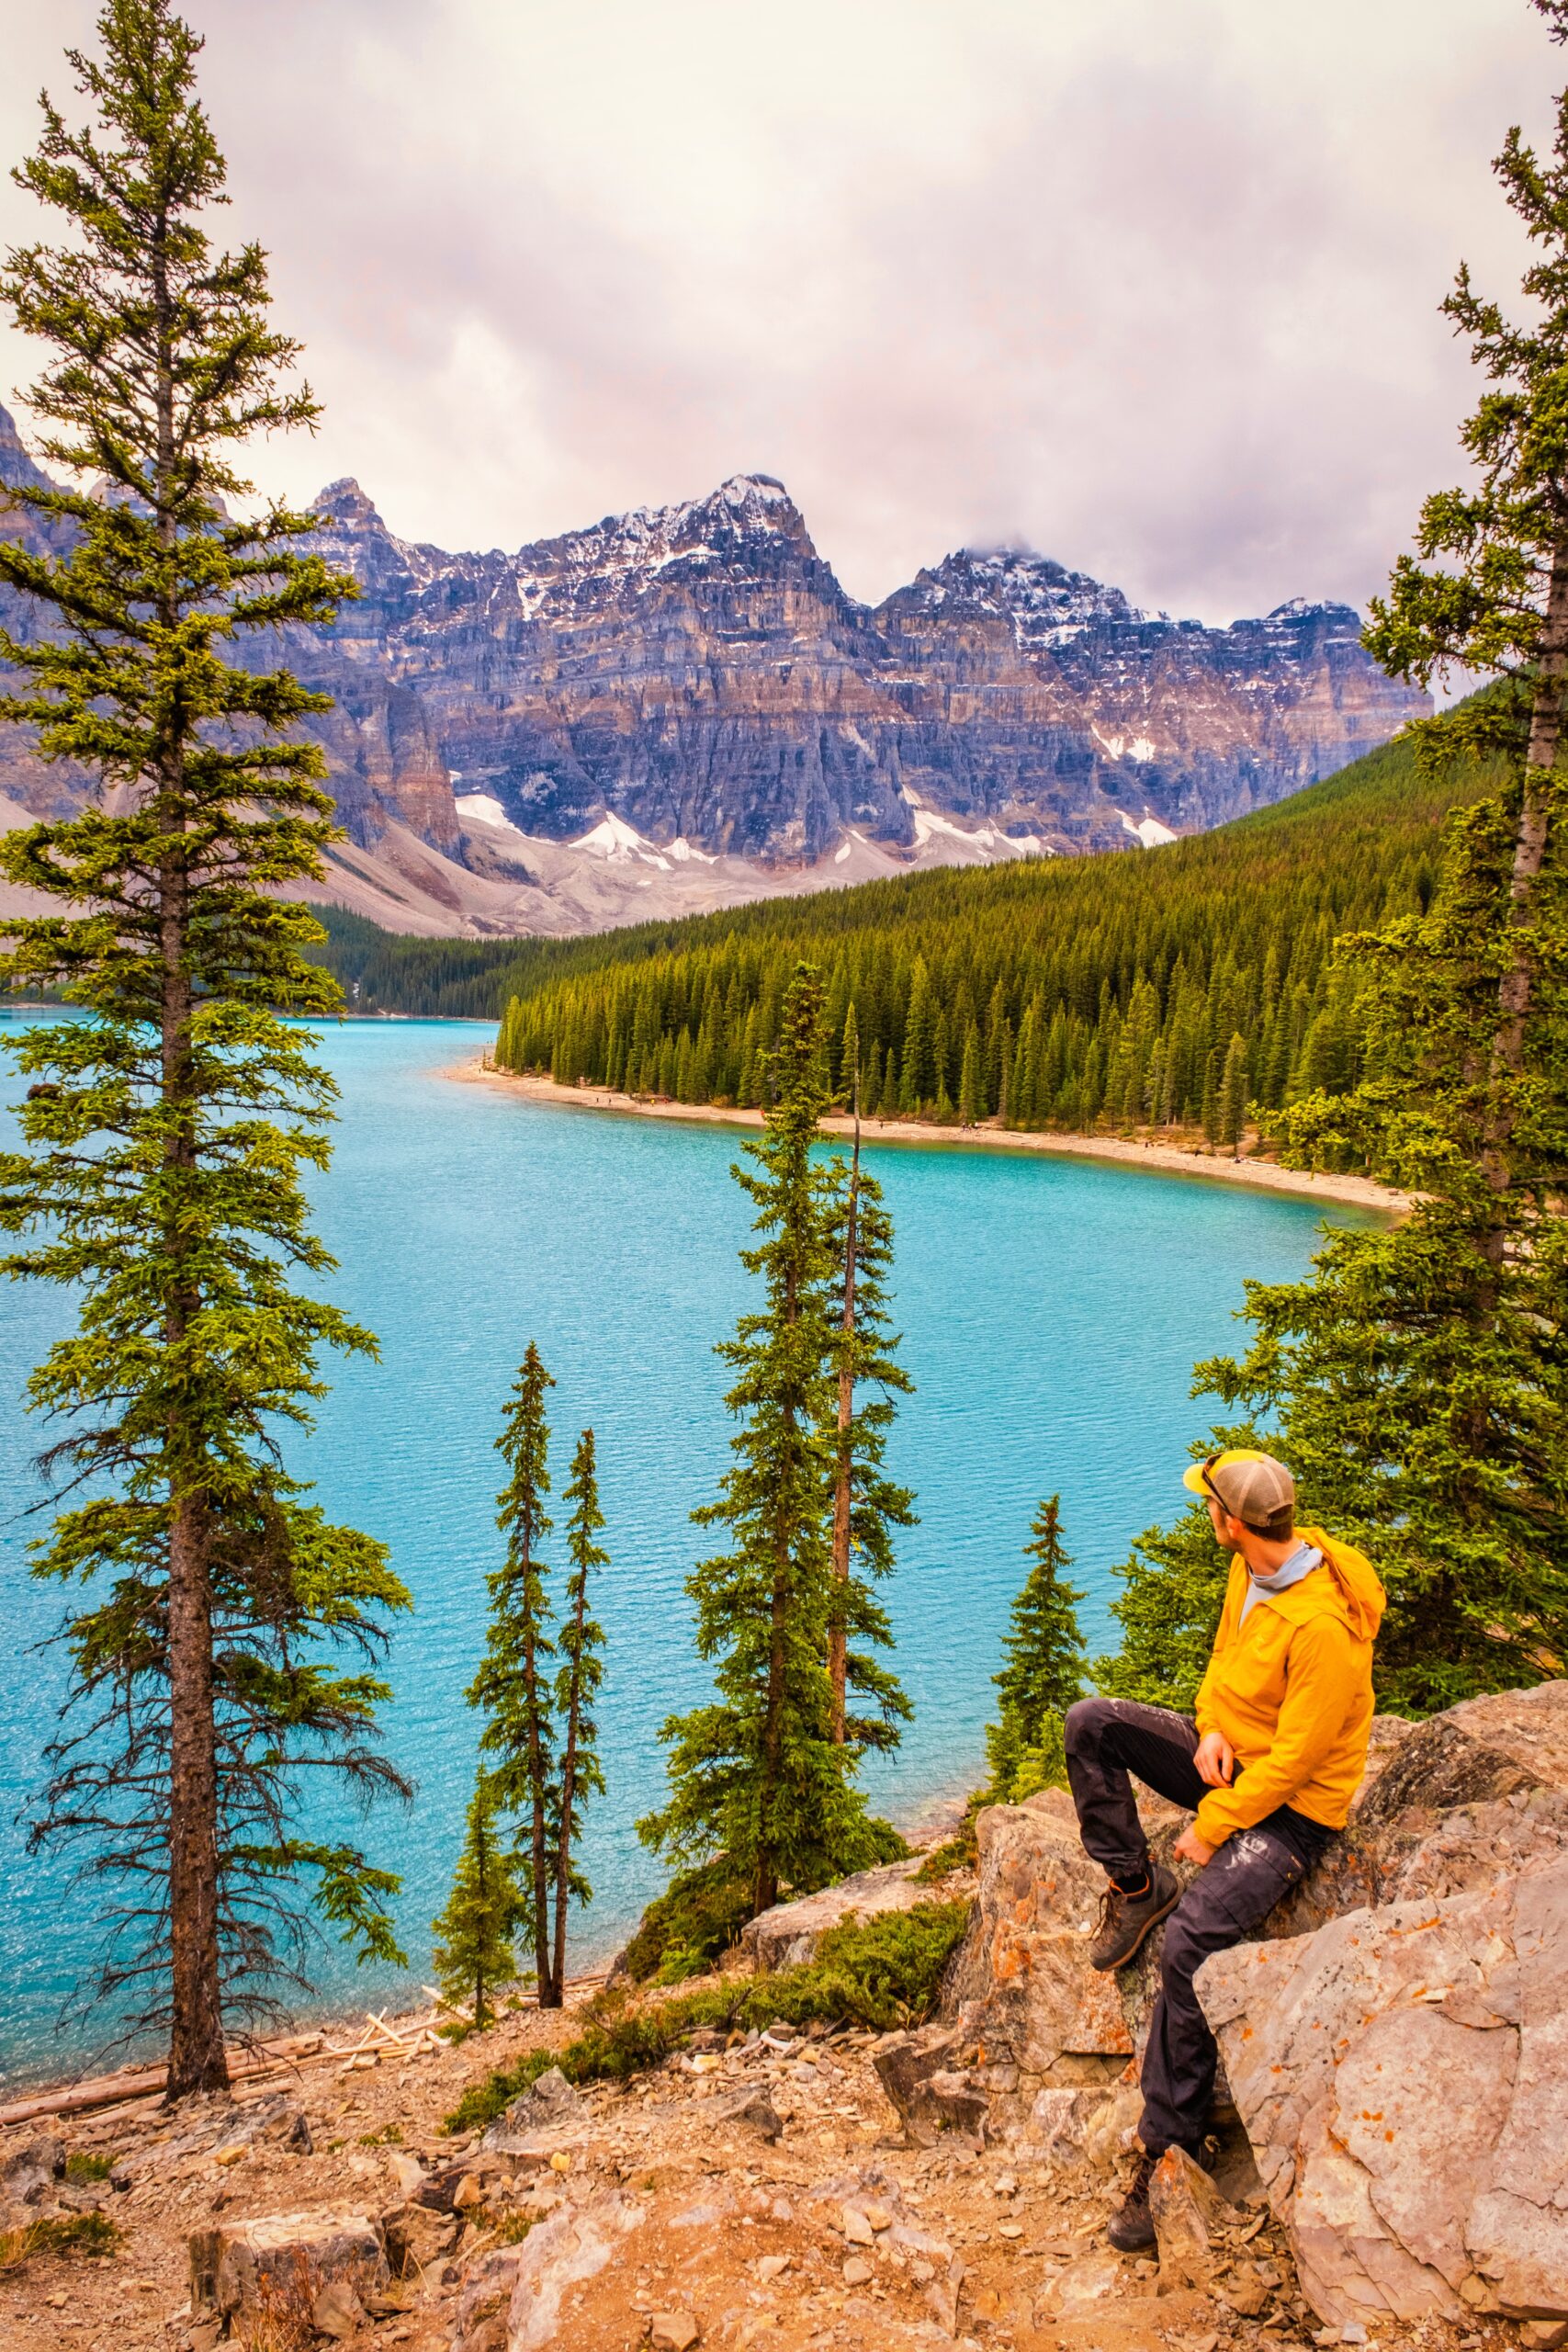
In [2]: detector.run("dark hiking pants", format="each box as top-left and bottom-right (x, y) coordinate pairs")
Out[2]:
(1063, 1695), (1334, 2158)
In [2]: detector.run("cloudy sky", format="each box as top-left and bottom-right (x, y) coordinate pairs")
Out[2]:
(0, 0), (1552, 620)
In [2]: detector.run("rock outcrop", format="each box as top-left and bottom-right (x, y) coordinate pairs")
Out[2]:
(739, 1857), (931, 1973)
(1199, 1852), (1568, 2334)
(0, 401), (1427, 927)
(935, 1679), (1568, 2140)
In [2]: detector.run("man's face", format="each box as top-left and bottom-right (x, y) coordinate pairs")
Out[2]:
(1205, 1495), (1245, 1551)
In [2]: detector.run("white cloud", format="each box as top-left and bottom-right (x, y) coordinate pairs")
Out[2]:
(0, 0), (1551, 618)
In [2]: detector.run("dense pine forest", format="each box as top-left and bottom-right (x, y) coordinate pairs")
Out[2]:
(318, 727), (1484, 1144)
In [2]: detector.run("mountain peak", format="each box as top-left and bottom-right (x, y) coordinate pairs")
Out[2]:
(0, 401), (56, 498)
(512, 470), (817, 605)
(311, 477), (390, 534)
(897, 544), (1145, 650)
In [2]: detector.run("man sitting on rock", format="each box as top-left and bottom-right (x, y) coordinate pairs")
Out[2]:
(1064, 1448), (1384, 2253)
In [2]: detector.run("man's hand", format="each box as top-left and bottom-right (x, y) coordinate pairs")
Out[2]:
(1193, 1731), (1235, 1788)
(1173, 1825), (1217, 1868)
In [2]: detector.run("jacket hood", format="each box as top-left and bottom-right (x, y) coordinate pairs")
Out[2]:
(1268, 1526), (1385, 1642)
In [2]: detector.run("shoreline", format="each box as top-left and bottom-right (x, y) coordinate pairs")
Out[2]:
(444, 1057), (1413, 1215)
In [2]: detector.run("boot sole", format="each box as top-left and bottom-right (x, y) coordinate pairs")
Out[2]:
(1089, 1883), (1182, 1973)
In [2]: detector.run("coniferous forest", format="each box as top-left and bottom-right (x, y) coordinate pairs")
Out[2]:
(0, 0), (1565, 2165)
(318, 729), (1489, 1153)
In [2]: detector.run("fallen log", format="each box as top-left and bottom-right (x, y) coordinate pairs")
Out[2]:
(0, 2034), (321, 2129)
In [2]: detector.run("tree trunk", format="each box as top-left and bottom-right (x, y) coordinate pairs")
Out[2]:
(756, 1236), (800, 1920)
(1484, 532), (1568, 1212)
(520, 1522), (557, 2009)
(551, 1582), (589, 2002)
(160, 832), (226, 2099)
(829, 1087), (861, 1744)
(165, 1491), (227, 2097)
(153, 201), (226, 2090)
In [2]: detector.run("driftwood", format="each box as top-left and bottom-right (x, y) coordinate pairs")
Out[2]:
(0, 1971), (614, 2131)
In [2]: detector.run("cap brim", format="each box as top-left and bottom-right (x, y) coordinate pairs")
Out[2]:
(1181, 1463), (1209, 1495)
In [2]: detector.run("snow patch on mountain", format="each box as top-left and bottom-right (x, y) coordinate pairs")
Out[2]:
(1116, 808), (1179, 848)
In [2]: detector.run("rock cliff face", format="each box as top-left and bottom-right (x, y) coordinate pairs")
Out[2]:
(0, 402), (1427, 924)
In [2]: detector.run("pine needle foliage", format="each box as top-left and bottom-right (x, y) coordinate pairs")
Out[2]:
(431, 1782), (525, 2030)
(1093, 1495), (1238, 1714)
(824, 1085), (914, 1754)
(986, 1497), (1088, 1801)
(299, 736), (1483, 1164)
(0, 0), (411, 2095)
(1102, 6), (1568, 1716)
(469, 1344), (560, 2004)
(637, 966), (899, 1916)
(467, 1351), (609, 2009)
(551, 1427), (609, 1997)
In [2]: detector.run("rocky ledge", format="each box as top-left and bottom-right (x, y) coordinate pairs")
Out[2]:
(0, 1682), (1560, 2352)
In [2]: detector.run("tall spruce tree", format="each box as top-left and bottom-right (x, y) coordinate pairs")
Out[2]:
(431, 1782), (524, 2031)
(0, 0), (412, 2095)
(825, 1078), (914, 1753)
(828, 1023), (917, 1766)
(1111, 0), (1568, 1715)
(639, 964), (890, 1914)
(469, 1346), (560, 2003)
(986, 1498), (1087, 1802)
(550, 1427), (608, 1999)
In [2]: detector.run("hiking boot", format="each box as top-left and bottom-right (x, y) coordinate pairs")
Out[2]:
(1107, 2149), (1158, 2252)
(1088, 1862), (1180, 1972)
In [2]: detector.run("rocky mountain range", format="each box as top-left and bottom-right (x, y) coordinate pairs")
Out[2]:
(0, 401), (1427, 935)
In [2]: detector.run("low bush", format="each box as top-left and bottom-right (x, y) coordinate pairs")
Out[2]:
(914, 1793), (986, 1883)
(618, 1859), (754, 1984)
(446, 1897), (971, 2133)
(63, 2151), (114, 2182)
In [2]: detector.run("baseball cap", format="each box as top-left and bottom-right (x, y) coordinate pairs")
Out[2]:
(1182, 1447), (1295, 1530)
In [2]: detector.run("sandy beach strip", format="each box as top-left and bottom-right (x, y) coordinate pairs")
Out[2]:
(442, 1057), (1413, 1215)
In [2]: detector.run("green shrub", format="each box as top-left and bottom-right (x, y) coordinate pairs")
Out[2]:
(914, 1793), (986, 1883)
(446, 1897), (971, 2132)
(619, 1859), (754, 1984)
(63, 2151), (114, 2182)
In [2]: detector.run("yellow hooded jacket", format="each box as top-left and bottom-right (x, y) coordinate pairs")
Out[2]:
(1191, 1526), (1385, 1850)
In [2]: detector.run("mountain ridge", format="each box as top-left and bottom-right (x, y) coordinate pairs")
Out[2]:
(0, 401), (1427, 933)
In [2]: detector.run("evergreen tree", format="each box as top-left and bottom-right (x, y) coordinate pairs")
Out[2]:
(958, 1021), (983, 1125)
(825, 1071), (915, 1752)
(0, 0), (411, 2095)
(469, 1346), (561, 2003)
(1109, 2), (1568, 1718)
(431, 1781), (525, 2030)
(1094, 1497), (1237, 1713)
(550, 1428), (609, 1998)
(986, 1498), (1087, 1802)
(1218, 1031), (1249, 1150)
(639, 965), (888, 1913)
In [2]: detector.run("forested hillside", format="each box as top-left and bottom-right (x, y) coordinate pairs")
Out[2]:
(323, 726), (1483, 1144)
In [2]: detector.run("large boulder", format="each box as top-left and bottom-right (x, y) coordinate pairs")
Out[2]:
(493, 2190), (646, 2352)
(1198, 1851), (1568, 2333)
(1270, 1679), (1568, 1938)
(939, 1785), (1185, 2097)
(740, 1857), (930, 1972)
(479, 2064), (586, 2155)
(934, 1681), (1568, 2143)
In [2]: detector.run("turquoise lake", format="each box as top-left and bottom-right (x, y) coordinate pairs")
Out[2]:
(0, 1017), (1372, 2083)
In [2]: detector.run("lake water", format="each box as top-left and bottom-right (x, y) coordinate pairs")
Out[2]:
(0, 1016), (1371, 2082)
